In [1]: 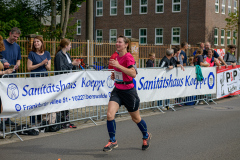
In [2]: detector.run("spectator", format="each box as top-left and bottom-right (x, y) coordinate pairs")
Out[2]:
(54, 38), (80, 129)
(159, 49), (175, 69)
(180, 42), (188, 66)
(188, 56), (194, 66)
(173, 46), (185, 70)
(223, 45), (237, 68)
(108, 51), (119, 69)
(206, 49), (221, 69)
(0, 35), (13, 137)
(193, 42), (204, 56)
(146, 52), (155, 67)
(27, 36), (51, 77)
(194, 49), (210, 67)
(27, 36), (51, 126)
(0, 27), (21, 74)
(203, 42), (228, 67)
(0, 27), (21, 126)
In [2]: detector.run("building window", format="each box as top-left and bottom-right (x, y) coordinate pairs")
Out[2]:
(110, 0), (117, 16)
(222, 0), (225, 14)
(221, 29), (225, 46)
(96, 0), (103, 16)
(172, 0), (181, 12)
(96, 29), (103, 42)
(77, 20), (81, 35)
(234, 0), (237, 13)
(172, 27), (180, 45)
(139, 28), (147, 45)
(156, 0), (164, 13)
(228, 0), (231, 14)
(215, 0), (219, 13)
(155, 28), (163, 45)
(110, 29), (117, 43)
(140, 0), (148, 14)
(125, 0), (132, 15)
(124, 29), (132, 38)
(227, 30), (231, 45)
(233, 31), (237, 45)
(214, 28), (218, 45)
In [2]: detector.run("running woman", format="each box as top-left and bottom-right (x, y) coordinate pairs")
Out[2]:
(103, 35), (151, 152)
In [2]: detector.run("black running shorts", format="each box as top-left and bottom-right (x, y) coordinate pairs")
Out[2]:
(109, 87), (140, 112)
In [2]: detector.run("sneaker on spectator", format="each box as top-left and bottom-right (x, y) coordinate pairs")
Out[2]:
(142, 132), (152, 150)
(103, 140), (118, 152)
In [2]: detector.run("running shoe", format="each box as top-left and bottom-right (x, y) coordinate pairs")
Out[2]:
(103, 140), (118, 152)
(142, 132), (152, 150)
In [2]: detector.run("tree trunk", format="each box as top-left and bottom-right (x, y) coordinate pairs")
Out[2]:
(51, 0), (57, 38)
(61, 0), (71, 39)
(60, 0), (65, 30)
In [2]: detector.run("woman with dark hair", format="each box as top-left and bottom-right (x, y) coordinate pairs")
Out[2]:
(103, 35), (151, 152)
(180, 42), (188, 66)
(54, 38), (80, 73)
(54, 38), (80, 129)
(27, 36), (51, 77)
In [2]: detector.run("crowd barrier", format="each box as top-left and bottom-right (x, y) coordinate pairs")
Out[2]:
(1, 65), (239, 140)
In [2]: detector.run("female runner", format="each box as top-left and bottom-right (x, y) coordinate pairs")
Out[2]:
(103, 35), (151, 152)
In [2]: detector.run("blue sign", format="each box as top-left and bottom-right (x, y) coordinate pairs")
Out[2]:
(15, 104), (21, 112)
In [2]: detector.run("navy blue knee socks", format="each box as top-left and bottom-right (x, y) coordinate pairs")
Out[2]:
(107, 120), (116, 142)
(137, 119), (149, 139)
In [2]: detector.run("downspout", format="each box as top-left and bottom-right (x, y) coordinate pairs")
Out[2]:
(93, 0), (96, 41)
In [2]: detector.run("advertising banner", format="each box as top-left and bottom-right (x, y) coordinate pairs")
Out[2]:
(216, 65), (240, 98)
(0, 67), (217, 118)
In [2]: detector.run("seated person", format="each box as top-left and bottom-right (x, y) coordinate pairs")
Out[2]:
(223, 45), (237, 68)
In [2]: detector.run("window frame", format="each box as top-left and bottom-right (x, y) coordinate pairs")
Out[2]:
(76, 20), (81, 35)
(228, 0), (231, 14)
(215, 0), (219, 13)
(139, 28), (147, 45)
(110, 0), (117, 16)
(222, 0), (226, 14)
(221, 29), (225, 46)
(233, 30), (237, 45)
(96, 29), (103, 43)
(172, 0), (181, 13)
(109, 29), (117, 43)
(214, 28), (219, 46)
(96, 0), (103, 17)
(124, 29), (132, 39)
(124, 0), (132, 15)
(171, 27), (180, 45)
(155, 28), (163, 45)
(234, 0), (237, 13)
(140, 0), (148, 14)
(227, 30), (231, 45)
(156, 0), (164, 13)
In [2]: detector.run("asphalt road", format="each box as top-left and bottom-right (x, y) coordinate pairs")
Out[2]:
(0, 96), (240, 160)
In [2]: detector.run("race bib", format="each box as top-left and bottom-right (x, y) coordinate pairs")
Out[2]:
(114, 71), (123, 81)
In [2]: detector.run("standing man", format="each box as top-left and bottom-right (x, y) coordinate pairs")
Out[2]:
(1, 27), (21, 73)
(203, 42), (228, 68)
(0, 27), (21, 126)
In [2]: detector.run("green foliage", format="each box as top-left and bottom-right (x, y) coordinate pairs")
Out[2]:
(225, 11), (239, 39)
(0, 20), (20, 37)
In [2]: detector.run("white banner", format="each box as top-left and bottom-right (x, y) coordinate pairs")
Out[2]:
(135, 67), (216, 102)
(216, 65), (240, 98)
(0, 67), (217, 118)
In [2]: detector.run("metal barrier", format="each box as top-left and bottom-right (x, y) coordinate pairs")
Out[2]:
(0, 69), (217, 140)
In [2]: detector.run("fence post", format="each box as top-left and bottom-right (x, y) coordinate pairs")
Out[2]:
(130, 38), (139, 68)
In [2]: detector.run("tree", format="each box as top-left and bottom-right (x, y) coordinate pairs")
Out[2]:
(225, 11), (238, 35)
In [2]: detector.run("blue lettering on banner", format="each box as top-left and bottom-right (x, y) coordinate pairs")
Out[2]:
(138, 74), (184, 90)
(22, 80), (77, 97)
(7, 83), (19, 100)
(106, 76), (114, 88)
(15, 104), (21, 111)
(208, 72), (215, 89)
(81, 77), (105, 91)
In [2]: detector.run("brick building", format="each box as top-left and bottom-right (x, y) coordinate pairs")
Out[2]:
(70, 0), (238, 46)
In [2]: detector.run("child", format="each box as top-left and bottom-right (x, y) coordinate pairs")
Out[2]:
(188, 56), (194, 66)
(146, 52), (155, 67)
